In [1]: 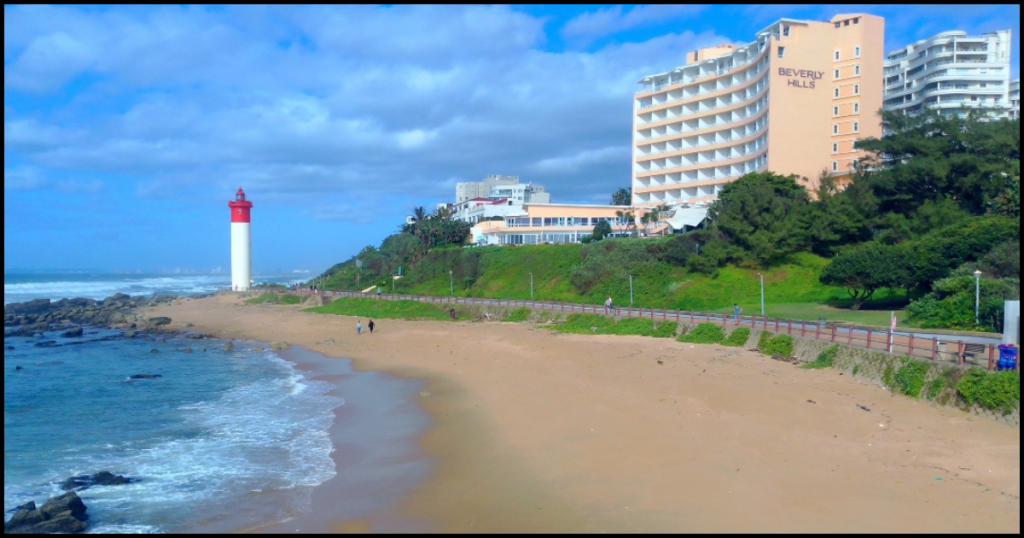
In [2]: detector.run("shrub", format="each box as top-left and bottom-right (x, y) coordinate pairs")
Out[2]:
(652, 321), (679, 338)
(721, 327), (751, 347)
(803, 345), (839, 369)
(761, 334), (794, 357)
(608, 318), (656, 336)
(957, 368), (1020, 414)
(889, 358), (930, 398)
(756, 330), (774, 352)
(678, 323), (725, 344)
(505, 307), (531, 322)
(554, 313), (616, 334)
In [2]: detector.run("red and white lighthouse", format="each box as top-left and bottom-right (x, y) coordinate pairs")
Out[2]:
(228, 187), (253, 291)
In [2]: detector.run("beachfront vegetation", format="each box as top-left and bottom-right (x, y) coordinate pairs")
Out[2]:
(306, 297), (452, 321)
(957, 368), (1021, 414)
(759, 333), (794, 358)
(244, 292), (302, 305)
(803, 345), (839, 369)
(552, 313), (677, 338)
(505, 307), (532, 322)
(720, 327), (751, 347)
(677, 323), (725, 344)
(312, 112), (1018, 332)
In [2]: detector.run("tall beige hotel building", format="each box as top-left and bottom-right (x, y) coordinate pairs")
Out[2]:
(632, 14), (884, 206)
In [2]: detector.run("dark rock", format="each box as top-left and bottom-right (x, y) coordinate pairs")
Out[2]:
(13, 501), (36, 513)
(62, 326), (84, 338)
(148, 317), (172, 327)
(5, 492), (89, 534)
(130, 374), (162, 379)
(15, 366), (23, 371)
(183, 347), (192, 354)
(5, 345), (15, 351)
(33, 341), (58, 348)
(110, 293), (130, 302)
(60, 471), (131, 491)
(223, 341), (234, 351)
(124, 331), (137, 339)
(150, 349), (160, 354)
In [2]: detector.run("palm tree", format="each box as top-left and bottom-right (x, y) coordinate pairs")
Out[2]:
(615, 209), (637, 237)
(409, 206), (428, 235)
(641, 204), (671, 236)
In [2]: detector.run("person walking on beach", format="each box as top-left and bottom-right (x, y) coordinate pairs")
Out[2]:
(733, 304), (742, 322)
(369, 320), (375, 334)
(449, 308), (456, 321)
(356, 321), (362, 335)
(605, 296), (613, 316)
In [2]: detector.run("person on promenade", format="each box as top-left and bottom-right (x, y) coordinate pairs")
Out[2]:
(449, 308), (456, 321)
(369, 320), (375, 334)
(733, 304), (742, 322)
(377, 287), (381, 296)
(605, 296), (613, 316)
(356, 321), (362, 335)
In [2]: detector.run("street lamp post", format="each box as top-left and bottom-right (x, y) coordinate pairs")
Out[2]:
(758, 273), (765, 317)
(974, 270), (982, 325)
(626, 274), (634, 307)
(529, 272), (534, 299)
(450, 270), (454, 296)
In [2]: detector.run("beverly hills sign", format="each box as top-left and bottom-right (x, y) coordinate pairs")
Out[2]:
(778, 68), (824, 89)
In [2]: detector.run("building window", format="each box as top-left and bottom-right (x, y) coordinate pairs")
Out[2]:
(853, 122), (859, 133)
(834, 87), (841, 98)
(833, 124), (839, 135)
(854, 18), (860, 24)
(783, 25), (790, 37)
(833, 105), (840, 116)
(832, 143), (839, 154)
(855, 46), (861, 58)
(844, 20), (850, 27)
(855, 65), (861, 76)
(777, 46), (786, 58)
(832, 161), (839, 171)
(835, 22), (841, 28)
(854, 84), (860, 95)
(834, 69), (840, 80)
(835, 50), (841, 61)
(853, 102), (859, 114)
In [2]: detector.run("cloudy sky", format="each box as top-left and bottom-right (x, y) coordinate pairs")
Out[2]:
(4, 4), (1020, 273)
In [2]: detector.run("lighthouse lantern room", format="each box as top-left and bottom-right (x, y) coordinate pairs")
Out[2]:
(228, 187), (254, 291)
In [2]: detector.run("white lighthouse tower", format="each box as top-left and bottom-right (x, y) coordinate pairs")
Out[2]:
(228, 187), (253, 291)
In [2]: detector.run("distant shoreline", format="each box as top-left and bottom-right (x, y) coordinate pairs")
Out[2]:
(140, 294), (1021, 533)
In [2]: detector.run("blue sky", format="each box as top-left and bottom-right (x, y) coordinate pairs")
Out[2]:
(4, 4), (1020, 273)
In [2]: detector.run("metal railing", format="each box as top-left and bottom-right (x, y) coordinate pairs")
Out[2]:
(261, 289), (1015, 372)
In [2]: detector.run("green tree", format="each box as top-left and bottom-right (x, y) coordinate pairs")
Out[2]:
(591, 220), (612, 241)
(803, 175), (876, 256)
(906, 273), (1019, 332)
(709, 172), (811, 268)
(615, 209), (638, 237)
(819, 242), (906, 309)
(856, 111), (1020, 216)
(611, 187), (632, 206)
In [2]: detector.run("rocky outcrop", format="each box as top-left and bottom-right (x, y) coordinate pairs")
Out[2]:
(223, 341), (234, 351)
(4, 492), (88, 534)
(60, 471), (131, 492)
(61, 327), (84, 338)
(269, 341), (289, 350)
(4, 294), (182, 333)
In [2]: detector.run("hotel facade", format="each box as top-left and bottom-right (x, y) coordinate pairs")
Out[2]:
(632, 14), (884, 206)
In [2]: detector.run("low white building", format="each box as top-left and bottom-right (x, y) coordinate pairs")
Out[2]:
(1011, 78), (1019, 119)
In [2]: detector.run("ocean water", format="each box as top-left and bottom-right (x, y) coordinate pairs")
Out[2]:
(3, 329), (431, 533)
(3, 272), (301, 305)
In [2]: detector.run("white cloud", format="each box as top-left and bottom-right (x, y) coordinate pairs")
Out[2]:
(4, 6), (731, 209)
(4, 166), (49, 191)
(562, 5), (708, 44)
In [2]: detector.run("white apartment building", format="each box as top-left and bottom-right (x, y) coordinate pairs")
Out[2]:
(456, 175), (549, 203)
(883, 30), (1014, 117)
(1011, 79), (1020, 119)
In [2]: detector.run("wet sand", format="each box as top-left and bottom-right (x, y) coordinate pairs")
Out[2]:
(150, 295), (1020, 533)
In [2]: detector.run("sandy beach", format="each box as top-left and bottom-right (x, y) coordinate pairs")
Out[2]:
(148, 295), (1020, 533)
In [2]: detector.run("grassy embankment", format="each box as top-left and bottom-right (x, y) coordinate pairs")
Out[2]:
(244, 292), (302, 305)
(325, 243), (913, 328)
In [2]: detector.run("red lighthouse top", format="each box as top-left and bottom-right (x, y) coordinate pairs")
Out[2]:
(228, 187), (253, 223)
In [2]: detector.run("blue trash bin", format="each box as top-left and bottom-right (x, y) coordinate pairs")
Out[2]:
(997, 345), (1018, 371)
